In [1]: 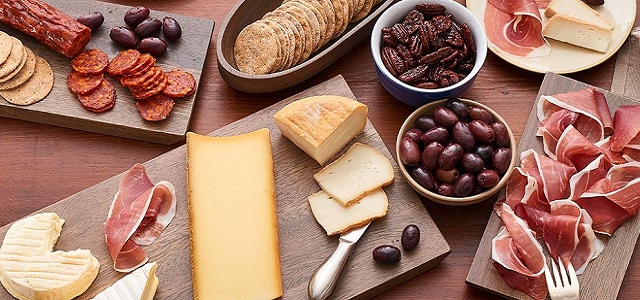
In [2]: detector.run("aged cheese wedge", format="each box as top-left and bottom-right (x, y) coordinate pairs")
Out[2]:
(314, 143), (394, 206)
(274, 95), (368, 165)
(186, 130), (283, 300)
(309, 189), (388, 235)
(91, 262), (158, 300)
(544, 0), (613, 30)
(543, 15), (612, 53)
(0, 213), (99, 300)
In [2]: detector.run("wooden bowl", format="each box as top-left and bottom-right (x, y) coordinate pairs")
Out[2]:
(216, 0), (399, 93)
(396, 98), (517, 206)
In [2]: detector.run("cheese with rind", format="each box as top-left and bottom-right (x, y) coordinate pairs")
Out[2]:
(543, 15), (612, 53)
(91, 262), (158, 300)
(544, 0), (613, 30)
(309, 189), (388, 235)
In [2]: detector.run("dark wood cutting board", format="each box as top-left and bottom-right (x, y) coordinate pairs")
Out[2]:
(0, 75), (450, 300)
(466, 72), (640, 300)
(0, 0), (214, 145)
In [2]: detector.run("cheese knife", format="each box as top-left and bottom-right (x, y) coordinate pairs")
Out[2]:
(308, 222), (371, 300)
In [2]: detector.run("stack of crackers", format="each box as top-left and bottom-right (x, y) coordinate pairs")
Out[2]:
(0, 31), (53, 106)
(234, 0), (383, 74)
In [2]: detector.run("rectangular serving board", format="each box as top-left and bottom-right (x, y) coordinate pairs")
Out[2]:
(0, 0), (214, 145)
(0, 75), (451, 300)
(466, 72), (640, 300)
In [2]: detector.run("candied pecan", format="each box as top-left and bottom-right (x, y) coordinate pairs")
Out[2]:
(410, 35), (425, 57)
(399, 64), (429, 83)
(382, 33), (398, 47)
(442, 50), (459, 64)
(445, 28), (464, 47)
(427, 63), (445, 82)
(404, 10), (425, 24)
(405, 22), (418, 35)
(381, 47), (407, 76)
(381, 27), (393, 35)
(445, 58), (458, 70)
(424, 21), (439, 50)
(397, 44), (415, 67)
(457, 63), (473, 74)
(432, 15), (452, 34)
(415, 81), (439, 89)
(392, 23), (410, 44)
(439, 77), (451, 87)
(442, 70), (459, 84)
(459, 43), (469, 58)
(461, 23), (476, 54)
(419, 46), (454, 65)
(415, 3), (445, 16)
(417, 24), (432, 53)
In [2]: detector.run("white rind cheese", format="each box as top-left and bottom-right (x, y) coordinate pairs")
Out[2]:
(543, 15), (612, 53)
(544, 0), (613, 30)
(309, 189), (388, 235)
(91, 262), (158, 300)
(274, 95), (368, 165)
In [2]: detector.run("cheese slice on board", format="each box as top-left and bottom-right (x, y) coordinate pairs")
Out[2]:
(274, 95), (368, 165)
(309, 189), (389, 235)
(91, 262), (158, 300)
(544, 0), (613, 30)
(186, 130), (283, 300)
(543, 15), (612, 53)
(314, 143), (394, 206)
(0, 213), (100, 300)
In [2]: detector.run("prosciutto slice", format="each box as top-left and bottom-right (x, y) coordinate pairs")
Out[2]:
(520, 149), (576, 202)
(556, 125), (603, 171)
(596, 137), (628, 165)
(505, 167), (547, 212)
(483, 0), (551, 58)
(537, 109), (578, 159)
(105, 163), (177, 272)
(566, 155), (607, 201)
(610, 105), (640, 152)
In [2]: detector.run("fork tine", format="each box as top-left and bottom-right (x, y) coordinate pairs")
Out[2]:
(567, 262), (578, 287)
(557, 258), (570, 287)
(551, 258), (562, 287)
(544, 263), (555, 288)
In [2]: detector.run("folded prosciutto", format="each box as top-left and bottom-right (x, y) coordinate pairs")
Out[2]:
(556, 125), (603, 171)
(105, 163), (177, 272)
(519, 149), (576, 202)
(610, 105), (640, 152)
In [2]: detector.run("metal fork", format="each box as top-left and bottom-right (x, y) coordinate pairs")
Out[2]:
(544, 258), (580, 300)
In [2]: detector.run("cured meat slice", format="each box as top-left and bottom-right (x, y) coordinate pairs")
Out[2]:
(492, 203), (547, 300)
(131, 74), (167, 100)
(135, 94), (175, 122)
(538, 88), (605, 144)
(121, 66), (161, 89)
(77, 79), (116, 113)
(556, 125), (602, 171)
(71, 49), (109, 74)
(520, 149), (576, 202)
(566, 155), (607, 201)
(67, 71), (103, 95)
(623, 148), (640, 163)
(163, 69), (196, 98)
(610, 105), (640, 152)
(126, 53), (155, 77)
(594, 90), (614, 135)
(505, 167), (547, 213)
(483, 0), (550, 58)
(105, 163), (176, 272)
(107, 49), (141, 76)
(536, 109), (577, 158)
(596, 137), (628, 165)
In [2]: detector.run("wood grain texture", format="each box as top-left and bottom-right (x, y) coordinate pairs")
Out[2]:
(466, 73), (640, 300)
(0, 75), (450, 300)
(0, 0), (214, 144)
(612, 27), (640, 98)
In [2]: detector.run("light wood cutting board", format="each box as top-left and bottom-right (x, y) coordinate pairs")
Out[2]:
(0, 75), (450, 300)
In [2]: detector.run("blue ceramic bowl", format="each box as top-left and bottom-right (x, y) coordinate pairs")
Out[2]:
(371, 0), (488, 107)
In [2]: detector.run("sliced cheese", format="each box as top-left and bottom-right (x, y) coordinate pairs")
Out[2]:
(91, 262), (158, 300)
(0, 213), (99, 300)
(314, 143), (394, 206)
(544, 0), (613, 30)
(309, 189), (388, 235)
(543, 15), (612, 53)
(274, 95), (368, 165)
(186, 130), (283, 300)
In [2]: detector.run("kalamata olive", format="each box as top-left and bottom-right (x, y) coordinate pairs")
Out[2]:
(373, 245), (401, 263)
(399, 137), (420, 167)
(110, 26), (138, 48)
(404, 128), (423, 145)
(469, 107), (493, 124)
(474, 144), (494, 163)
(491, 122), (510, 147)
(477, 169), (500, 188)
(401, 225), (420, 251)
(452, 121), (475, 151)
(492, 148), (512, 175)
(473, 185), (484, 195)
(412, 167), (436, 190)
(163, 16), (182, 42)
(421, 142), (443, 170)
(461, 153), (485, 174)
(454, 173), (476, 197)
(437, 183), (455, 196)
(469, 120), (496, 144)
(125, 6), (151, 27)
(421, 126), (449, 145)
(435, 167), (460, 183)
(417, 116), (437, 131)
(77, 12), (104, 32)
(433, 107), (459, 128)
(439, 143), (463, 169)
(135, 18), (162, 38)
(582, 0), (604, 6)
(445, 98), (469, 120)
(137, 37), (167, 56)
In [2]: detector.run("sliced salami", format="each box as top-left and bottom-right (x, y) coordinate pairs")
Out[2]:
(163, 69), (196, 98)
(77, 79), (116, 113)
(107, 49), (141, 76)
(71, 49), (109, 74)
(121, 66), (161, 89)
(67, 71), (103, 95)
(132, 74), (167, 100)
(126, 53), (155, 77)
(136, 93), (175, 122)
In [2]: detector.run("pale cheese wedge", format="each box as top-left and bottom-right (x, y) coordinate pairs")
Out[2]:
(309, 189), (388, 235)
(544, 0), (613, 30)
(543, 15), (612, 53)
(91, 262), (158, 300)
(314, 143), (394, 206)
(274, 95), (368, 165)
(0, 213), (99, 300)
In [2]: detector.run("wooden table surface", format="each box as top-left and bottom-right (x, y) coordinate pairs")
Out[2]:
(0, 1), (637, 299)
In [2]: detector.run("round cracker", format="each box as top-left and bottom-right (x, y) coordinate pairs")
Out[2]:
(277, 5), (314, 62)
(295, 0), (329, 50)
(282, 2), (320, 54)
(334, 0), (350, 37)
(0, 47), (36, 90)
(0, 32), (12, 66)
(234, 21), (281, 74)
(0, 37), (24, 78)
(352, 0), (374, 22)
(352, 0), (366, 21)
(265, 17), (296, 70)
(254, 20), (285, 72)
(263, 19), (291, 72)
(0, 47), (27, 83)
(316, 0), (336, 41)
(0, 56), (53, 106)
(265, 13), (305, 67)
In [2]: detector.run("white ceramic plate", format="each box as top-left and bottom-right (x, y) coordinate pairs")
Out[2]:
(466, 0), (636, 74)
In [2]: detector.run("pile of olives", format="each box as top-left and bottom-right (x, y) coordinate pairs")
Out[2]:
(399, 98), (512, 197)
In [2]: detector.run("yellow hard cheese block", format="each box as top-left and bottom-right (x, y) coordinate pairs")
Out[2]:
(91, 262), (158, 300)
(186, 130), (283, 300)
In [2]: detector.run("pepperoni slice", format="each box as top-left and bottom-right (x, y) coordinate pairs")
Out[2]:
(107, 49), (141, 76)
(71, 49), (109, 74)
(162, 69), (196, 98)
(121, 66), (161, 88)
(132, 74), (167, 100)
(77, 79), (116, 113)
(67, 71), (104, 95)
(126, 53), (155, 77)
(136, 93), (175, 122)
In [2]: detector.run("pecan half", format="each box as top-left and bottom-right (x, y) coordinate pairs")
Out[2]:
(432, 15), (452, 34)
(392, 23), (410, 45)
(397, 44), (415, 68)
(415, 3), (445, 16)
(419, 46), (454, 65)
(410, 35), (425, 57)
(404, 10), (425, 24)
(381, 47), (406, 76)
(441, 50), (459, 64)
(399, 64), (429, 83)
(382, 33), (398, 47)
(415, 81), (439, 89)
(461, 23), (476, 54)
(417, 24), (432, 53)
(445, 28), (464, 47)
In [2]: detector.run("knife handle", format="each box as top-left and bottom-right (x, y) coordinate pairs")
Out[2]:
(308, 240), (355, 300)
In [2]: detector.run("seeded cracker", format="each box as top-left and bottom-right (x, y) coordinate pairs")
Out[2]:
(285, 2), (321, 52)
(266, 16), (297, 69)
(263, 19), (291, 71)
(0, 47), (27, 83)
(295, 0), (328, 51)
(234, 22), (281, 74)
(316, 0), (336, 41)
(264, 11), (306, 66)
(0, 32), (12, 66)
(253, 20), (285, 72)
(0, 47), (36, 90)
(0, 56), (53, 106)
(0, 37), (24, 78)
(352, 0), (374, 22)
(352, 0), (366, 21)
(278, 4), (314, 61)
(335, 0), (350, 36)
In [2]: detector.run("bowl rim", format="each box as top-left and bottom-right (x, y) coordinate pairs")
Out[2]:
(395, 98), (518, 206)
(370, 0), (488, 94)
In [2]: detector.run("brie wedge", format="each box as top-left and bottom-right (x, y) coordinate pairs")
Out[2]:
(543, 15), (612, 53)
(274, 95), (368, 165)
(0, 213), (100, 300)
(544, 0), (613, 30)
(91, 262), (159, 300)
(309, 189), (388, 235)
